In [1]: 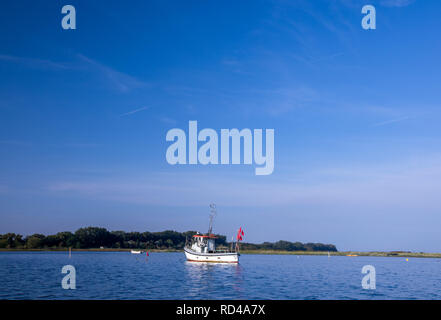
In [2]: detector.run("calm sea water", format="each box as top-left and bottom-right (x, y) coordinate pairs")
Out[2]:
(0, 252), (440, 299)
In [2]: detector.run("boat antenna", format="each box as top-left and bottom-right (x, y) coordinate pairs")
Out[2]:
(208, 203), (217, 235)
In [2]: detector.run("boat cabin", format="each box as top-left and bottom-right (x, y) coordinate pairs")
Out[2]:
(190, 234), (217, 253)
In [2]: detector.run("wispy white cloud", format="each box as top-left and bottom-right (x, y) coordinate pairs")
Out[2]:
(0, 140), (32, 146)
(159, 116), (177, 125)
(46, 154), (441, 210)
(280, 0), (357, 51)
(64, 143), (101, 148)
(380, 0), (415, 7)
(0, 140), (103, 148)
(0, 53), (151, 94)
(373, 116), (410, 127)
(251, 86), (319, 116)
(221, 59), (240, 66)
(339, 0), (415, 8)
(0, 54), (69, 70)
(77, 54), (151, 93)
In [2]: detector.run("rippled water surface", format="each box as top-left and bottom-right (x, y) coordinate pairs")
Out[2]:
(1, 252), (440, 299)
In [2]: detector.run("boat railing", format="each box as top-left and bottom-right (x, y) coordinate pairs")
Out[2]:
(212, 248), (237, 253)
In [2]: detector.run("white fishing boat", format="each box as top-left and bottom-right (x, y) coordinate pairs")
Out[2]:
(130, 250), (144, 254)
(184, 204), (240, 263)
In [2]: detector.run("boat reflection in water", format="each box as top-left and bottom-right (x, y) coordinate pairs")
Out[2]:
(184, 258), (244, 298)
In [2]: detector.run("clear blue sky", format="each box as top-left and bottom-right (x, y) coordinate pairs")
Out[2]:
(1, 0), (441, 251)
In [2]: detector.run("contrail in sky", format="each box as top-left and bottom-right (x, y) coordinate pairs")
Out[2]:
(119, 106), (150, 117)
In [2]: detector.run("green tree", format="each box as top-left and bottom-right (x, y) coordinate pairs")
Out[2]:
(26, 234), (46, 249)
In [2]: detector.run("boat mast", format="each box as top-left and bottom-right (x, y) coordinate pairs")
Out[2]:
(208, 203), (216, 235)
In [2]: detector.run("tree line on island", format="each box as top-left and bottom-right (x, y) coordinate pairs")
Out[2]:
(0, 227), (337, 252)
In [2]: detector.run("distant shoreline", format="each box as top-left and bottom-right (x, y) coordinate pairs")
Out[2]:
(0, 227), (337, 253)
(1, 248), (441, 258)
(240, 250), (441, 258)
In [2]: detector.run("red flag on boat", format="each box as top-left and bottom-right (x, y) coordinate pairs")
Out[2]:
(237, 227), (244, 241)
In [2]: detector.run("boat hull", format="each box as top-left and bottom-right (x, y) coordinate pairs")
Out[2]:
(184, 247), (239, 263)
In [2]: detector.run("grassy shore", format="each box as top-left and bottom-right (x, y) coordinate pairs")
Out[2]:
(1, 248), (441, 258)
(0, 248), (179, 253)
(240, 250), (441, 258)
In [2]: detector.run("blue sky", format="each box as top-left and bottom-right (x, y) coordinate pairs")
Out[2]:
(1, 0), (441, 251)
